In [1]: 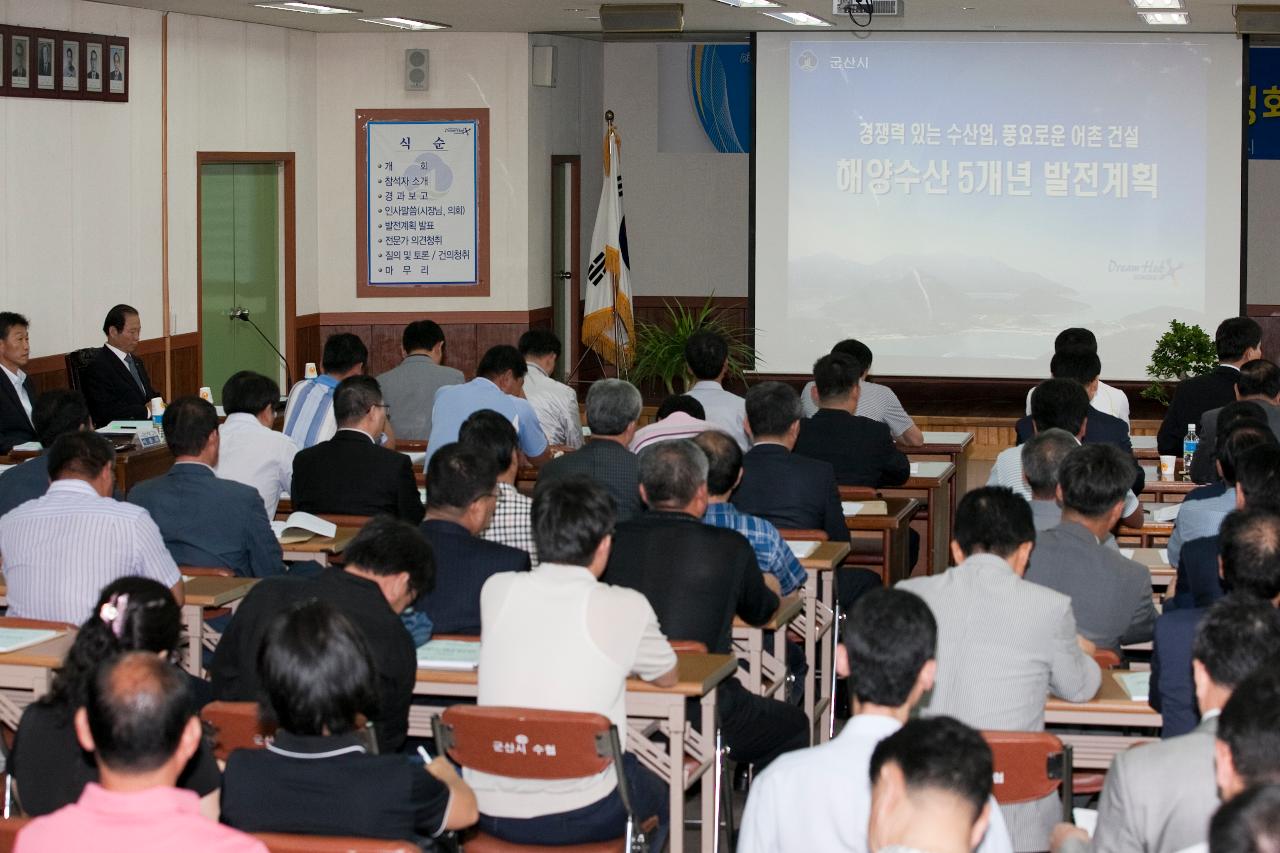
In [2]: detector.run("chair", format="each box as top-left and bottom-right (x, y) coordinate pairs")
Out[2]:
(393, 440), (428, 453)
(0, 817), (28, 852)
(774, 528), (828, 542)
(434, 706), (656, 852)
(1092, 649), (1122, 670)
(667, 640), (707, 655)
(64, 348), (98, 392)
(983, 731), (1074, 821)
(200, 701), (277, 762)
(836, 485), (878, 501)
(254, 833), (421, 853)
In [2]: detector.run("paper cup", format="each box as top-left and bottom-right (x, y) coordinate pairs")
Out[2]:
(149, 397), (165, 415)
(198, 386), (213, 402)
(1158, 455), (1177, 482)
(304, 362), (318, 379)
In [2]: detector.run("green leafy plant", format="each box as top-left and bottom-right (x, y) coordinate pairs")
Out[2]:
(630, 296), (757, 395)
(1142, 319), (1218, 405)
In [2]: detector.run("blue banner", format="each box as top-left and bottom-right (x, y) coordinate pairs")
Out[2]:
(1249, 46), (1280, 159)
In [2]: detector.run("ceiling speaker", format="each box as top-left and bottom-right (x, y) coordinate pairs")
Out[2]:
(405, 48), (429, 92)
(599, 4), (684, 34)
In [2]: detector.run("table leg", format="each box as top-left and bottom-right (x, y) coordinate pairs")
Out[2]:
(801, 577), (818, 742)
(932, 480), (952, 576)
(182, 604), (203, 677)
(817, 572), (836, 744)
(885, 526), (912, 585)
(700, 689), (717, 853)
(667, 697), (688, 853)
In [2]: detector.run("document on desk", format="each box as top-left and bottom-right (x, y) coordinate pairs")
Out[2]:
(270, 512), (337, 544)
(417, 639), (481, 671)
(843, 500), (888, 516)
(0, 627), (61, 654)
(785, 540), (820, 559)
(1114, 671), (1150, 702)
(1150, 503), (1182, 523)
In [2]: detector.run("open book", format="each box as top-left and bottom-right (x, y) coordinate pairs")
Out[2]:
(270, 512), (337, 544)
(416, 639), (481, 671)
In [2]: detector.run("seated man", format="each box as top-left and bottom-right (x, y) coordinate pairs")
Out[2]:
(459, 409), (537, 563)
(1024, 444), (1157, 651)
(1158, 317), (1263, 457)
(537, 379), (644, 523)
(14, 652), (267, 853)
(1209, 786), (1280, 853)
(519, 328), (583, 449)
(629, 394), (716, 453)
(0, 432), (182, 623)
(129, 397), (283, 578)
(695, 430), (808, 596)
(215, 370), (297, 519)
(220, 601), (477, 842)
(0, 311), (36, 453)
(0, 389), (91, 518)
(211, 517), (430, 753)
(472, 477), (677, 849)
(685, 330), (750, 451)
(427, 345), (550, 467)
(1021, 428), (1082, 533)
(604, 440), (810, 770)
(1015, 350), (1135, 458)
(801, 338), (924, 446)
(418, 443), (530, 635)
(376, 319), (463, 442)
(1053, 595), (1280, 853)
(1191, 360), (1280, 483)
(282, 332), (367, 449)
(291, 375), (424, 523)
(1152, 508), (1280, 739)
(795, 352), (911, 488)
(78, 304), (160, 427)
(1025, 328), (1131, 424)
(899, 486), (1100, 851)
(739, 588), (1012, 853)
(867, 717), (995, 853)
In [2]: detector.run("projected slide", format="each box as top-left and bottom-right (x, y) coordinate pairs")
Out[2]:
(754, 35), (1242, 379)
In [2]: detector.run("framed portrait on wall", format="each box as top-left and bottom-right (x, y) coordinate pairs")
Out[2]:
(36, 36), (54, 90)
(108, 44), (124, 93)
(85, 42), (103, 93)
(10, 34), (29, 89)
(61, 39), (79, 92)
(0, 34), (5, 90)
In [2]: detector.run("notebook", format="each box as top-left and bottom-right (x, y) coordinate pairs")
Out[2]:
(0, 627), (61, 655)
(842, 500), (888, 516)
(416, 639), (481, 671)
(1114, 670), (1151, 702)
(270, 512), (337, 544)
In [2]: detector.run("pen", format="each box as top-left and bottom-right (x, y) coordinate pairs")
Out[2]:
(417, 745), (433, 765)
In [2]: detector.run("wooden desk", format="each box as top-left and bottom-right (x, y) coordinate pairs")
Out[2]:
(1140, 480), (1196, 504)
(912, 430), (973, 526)
(414, 651), (736, 853)
(1125, 547), (1175, 590)
(787, 540), (849, 744)
(5, 444), (176, 494)
(1045, 670), (1162, 769)
(180, 576), (257, 677)
(1132, 434), (1159, 461)
(1118, 514), (1175, 549)
(0, 620), (75, 729)
(845, 498), (921, 586)
(279, 527), (359, 563)
(732, 593), (802, 700)
(880, 461), (956, 575)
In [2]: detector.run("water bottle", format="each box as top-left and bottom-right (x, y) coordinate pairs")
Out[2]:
(1182, 423), (1199, 482)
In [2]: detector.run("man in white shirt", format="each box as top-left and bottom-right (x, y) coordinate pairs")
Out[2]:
(472, 477), (677, 849)
(739, 587), (1012, 853)
(685, 330), (750, 451)
(0, 311), (36, 453)
(282, 333), (367, 449)
(800, 339), (924, 447)
(1024, 328), (1130, 424)
(518, 329), (583, 449)
(215, 371), (297, 518)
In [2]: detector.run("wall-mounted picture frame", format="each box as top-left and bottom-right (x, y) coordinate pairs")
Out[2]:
(0, 26), (125, 102)
(36, 36), (53, 90)
(10, 33), (29, 90)
(108, 44), (125, 94)
(61, 38), (79, 93)
(85, 41), (103, 93)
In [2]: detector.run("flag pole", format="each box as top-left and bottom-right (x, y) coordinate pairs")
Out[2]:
(604, 110), (629, 379)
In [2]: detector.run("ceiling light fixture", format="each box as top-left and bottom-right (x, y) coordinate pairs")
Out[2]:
(1138, 10), (1189, 23)
(763, 10), (833, 24)
(360, 16), (450, 29)
(1131, 0), (1182, 7)
(714, 0), (783, 8)
(253, 2), (358, 13)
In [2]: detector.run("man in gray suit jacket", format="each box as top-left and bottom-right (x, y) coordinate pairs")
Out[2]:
(1190, 359), (1280, 483)
(899, 487), (1100, 852)
(376, 320), (464, 441)
(1052, 595), (1280, 853)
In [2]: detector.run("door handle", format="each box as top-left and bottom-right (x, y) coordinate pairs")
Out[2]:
(557, 271), (572, 280)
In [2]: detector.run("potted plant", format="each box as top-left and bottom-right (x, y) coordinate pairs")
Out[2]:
(630, 296), (757, 395)
(1142, 319), (1218, 405)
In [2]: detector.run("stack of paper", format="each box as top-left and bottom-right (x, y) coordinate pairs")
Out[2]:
(1151, 504), (1182, 523)
(786, 540), (820, 559)
(270, 512), (337, 544)
(416, 639), (481, 671)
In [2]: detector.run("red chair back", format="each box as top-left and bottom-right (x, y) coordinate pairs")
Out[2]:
(983, 731), (1072, 819)
(1092, 649), (1122, 670)
(0, 817), (28, 852)
(200, 701), (277, 762)
(837, 485), (878, 501)
(668, 640), (707, 655)
(436, 706), (615, 781)
(254, 833), (420, 852)
(775, 528), (828, 542)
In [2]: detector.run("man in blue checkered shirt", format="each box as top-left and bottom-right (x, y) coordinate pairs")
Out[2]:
(694, 430), (808, 595)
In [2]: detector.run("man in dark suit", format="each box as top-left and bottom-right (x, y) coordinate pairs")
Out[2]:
(128, 396), (283, 578)
(1158, 317), (1263, 456)
(795, 352), (910, 488)
(604, 439), (809, 770)
(535, 378), (644, 522)
(0, 389), (91, 518)
(78, 304), (160, 427)
(1190, 360), (1280, 483)
(291, 376), (424, 523)
(0, 312), (37, 453)
(417, 443), (529, 635)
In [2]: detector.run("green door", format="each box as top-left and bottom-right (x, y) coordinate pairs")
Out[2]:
(200, 163), (281, 402)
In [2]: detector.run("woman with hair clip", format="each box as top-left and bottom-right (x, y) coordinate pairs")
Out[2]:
(9, 577), (221, 817)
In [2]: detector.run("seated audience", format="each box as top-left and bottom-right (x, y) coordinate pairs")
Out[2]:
(1158, 317), (1263, 457)
(291, 375), (423, 523)
(11, 578), (220, 818)
(376, 319), (463, 441)
(282, 332), (367, 449)
(1191, 361), (1280, 482)
(866, 717), (995, 853)
(801, 338), (924, 446)
(795, 352), (911, 488)
(1015, 351), (1134, 459)
(14, 652), (265, 853)
(629, 394), (716, 453)
(685, 330), (750, 450)
(739, 588), (1012, 853)
(459, 409), (537, 563)
(537, 379), (644, 523)
(78, 304), (160, 427)
(1024, 328), (1131, 424)
(1024, 444), (1157, 651)
(899, 486), (1100, 851)
(519, 328), (583, 449)
(0, 432), (182, 623)
(0, 311), (36, 453)
(211, 517), (430, 753)
(1209, 785), (1280, 853)
(603, 440), (809, 770)
(220, 600), (477, 843)
(1152, 508), (1280, 738)
(418, 444), (530, 635)
(472, 477), (676, 848)
(426, 345), (550, 467)
(129, 397), (283, 578)
(1053, 595), (1280, 853)
(214, 370), (297, 519)
(0, 389), (91, 517)
(695, 430), (808, 596)
(1021, 428), (1082, 533)
(1191, 401), (1270, 487)
(1234, 444), (1280, 511)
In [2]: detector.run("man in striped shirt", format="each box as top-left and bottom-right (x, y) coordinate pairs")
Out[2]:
(800, 339), (924, 447)
(282, 333), (368, 449)
(0, 432), (182, 623)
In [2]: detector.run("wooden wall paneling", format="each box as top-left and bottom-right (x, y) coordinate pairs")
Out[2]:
(366, 324), (403, 375)
(1255, 316), (1280, 367)
(474, 323), (522, 360)
(440, 324), (478, 379)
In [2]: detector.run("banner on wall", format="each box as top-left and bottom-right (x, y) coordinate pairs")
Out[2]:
(658, 44), (753, 154)
(1250, 46), (1280, 159)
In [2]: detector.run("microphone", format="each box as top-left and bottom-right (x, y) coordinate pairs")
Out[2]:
(230, 307), (293, 388)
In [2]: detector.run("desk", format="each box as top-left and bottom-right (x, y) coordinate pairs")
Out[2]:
(181, 576), (257, 676)
(732, 593), (802, 700)
(0, 620), (74, 729)
(787, 540), (849, 744)
(845, 498), (921, 586)
(1126, 547), (1175, 590)
(880, 461), (955, 575)
(279, 527), (359, 563)
(1119, 515), (1175, 549)
(1045, 670), (1162, 769)
(912, 430), (973, 519)
(3, 444), (174, 495)
(414, 652), (736, 853)
(1140, 480), (1196, 504)
(1132, 434), (1159, 461)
